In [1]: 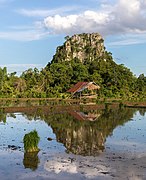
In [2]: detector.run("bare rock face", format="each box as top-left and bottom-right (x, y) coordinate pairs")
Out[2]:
(52, 33), (105, 63)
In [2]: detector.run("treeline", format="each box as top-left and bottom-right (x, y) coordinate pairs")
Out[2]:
(0, 51), (146, 99)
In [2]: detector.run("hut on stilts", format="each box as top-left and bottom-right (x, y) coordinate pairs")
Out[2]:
(67, 82), (100, 98)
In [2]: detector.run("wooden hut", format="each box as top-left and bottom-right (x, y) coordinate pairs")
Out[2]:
(67, 82), (100, 98)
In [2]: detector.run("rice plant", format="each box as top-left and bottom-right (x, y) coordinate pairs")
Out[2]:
(23, 130), (40, 153)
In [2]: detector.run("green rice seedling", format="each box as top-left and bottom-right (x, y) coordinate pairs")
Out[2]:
(23, 130), (40, 153)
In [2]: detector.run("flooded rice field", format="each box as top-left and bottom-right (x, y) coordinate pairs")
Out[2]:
(0, 106), (146, 180)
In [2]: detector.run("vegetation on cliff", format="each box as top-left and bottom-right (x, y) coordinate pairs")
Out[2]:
(0, 33), (146, 99)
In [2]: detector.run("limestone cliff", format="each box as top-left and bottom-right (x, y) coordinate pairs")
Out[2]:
(52, 33), (105, 63)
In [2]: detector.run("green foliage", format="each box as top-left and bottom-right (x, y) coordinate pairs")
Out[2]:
(0, 34), (146, 99)
(23, 130), (40, 153)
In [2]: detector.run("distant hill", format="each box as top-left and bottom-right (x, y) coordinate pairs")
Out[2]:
(1, 33), (145, 98)
(50, 33), (105, 64)
(44, 33), (142, 98)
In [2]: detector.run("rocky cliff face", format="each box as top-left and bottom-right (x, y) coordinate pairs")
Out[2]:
(52, 33), (105, 63)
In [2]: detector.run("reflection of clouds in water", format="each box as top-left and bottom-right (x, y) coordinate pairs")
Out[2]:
(107, 140), (146, 154)
(45, 159), (77, 174)
(44, 154), (110, 178)
(108, 140), (145, 147)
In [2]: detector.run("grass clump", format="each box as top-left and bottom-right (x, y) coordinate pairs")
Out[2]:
(23, 130), (40, 153)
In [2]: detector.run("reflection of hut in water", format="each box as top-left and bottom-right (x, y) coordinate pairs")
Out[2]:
(69, 111), (101, 121)
(67, 82), (100, 98)
(51, 111), (105, 156)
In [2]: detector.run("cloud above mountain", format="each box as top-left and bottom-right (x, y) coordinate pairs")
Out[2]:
(1, 0), (146, 45)
(44, 0), (146, 37)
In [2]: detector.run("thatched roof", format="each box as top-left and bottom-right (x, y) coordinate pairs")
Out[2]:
(87, 82), (100, 91)
(67, 82), (100, 94)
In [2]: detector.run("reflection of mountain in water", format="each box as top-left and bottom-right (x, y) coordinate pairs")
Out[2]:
(50, 111), (104, 156)
(1, 106), (139, 156)
(0, 109), (6, 123)
(47, 108), (136, 156)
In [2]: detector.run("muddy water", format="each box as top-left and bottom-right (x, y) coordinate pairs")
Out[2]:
(0, 107), (146, 180)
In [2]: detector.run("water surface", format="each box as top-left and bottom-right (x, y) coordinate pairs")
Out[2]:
(0, 107), (146, 179)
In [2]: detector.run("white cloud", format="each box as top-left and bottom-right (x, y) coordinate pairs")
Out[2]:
(44, 10), (110, 34)
(44, 15), (78, 33)
(44, 155), (110, 178)
(0, 19), (50, 41)
(1, 0), (146, 45)
(43, 0), (146, 45)
(17, 9), (59, 17)
(107, 33), (146, 46)
(0, 29), (49, 41)
(16, 6), (82, 17)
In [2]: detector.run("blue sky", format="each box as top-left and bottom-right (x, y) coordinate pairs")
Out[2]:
(0, 0), (146, 76)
